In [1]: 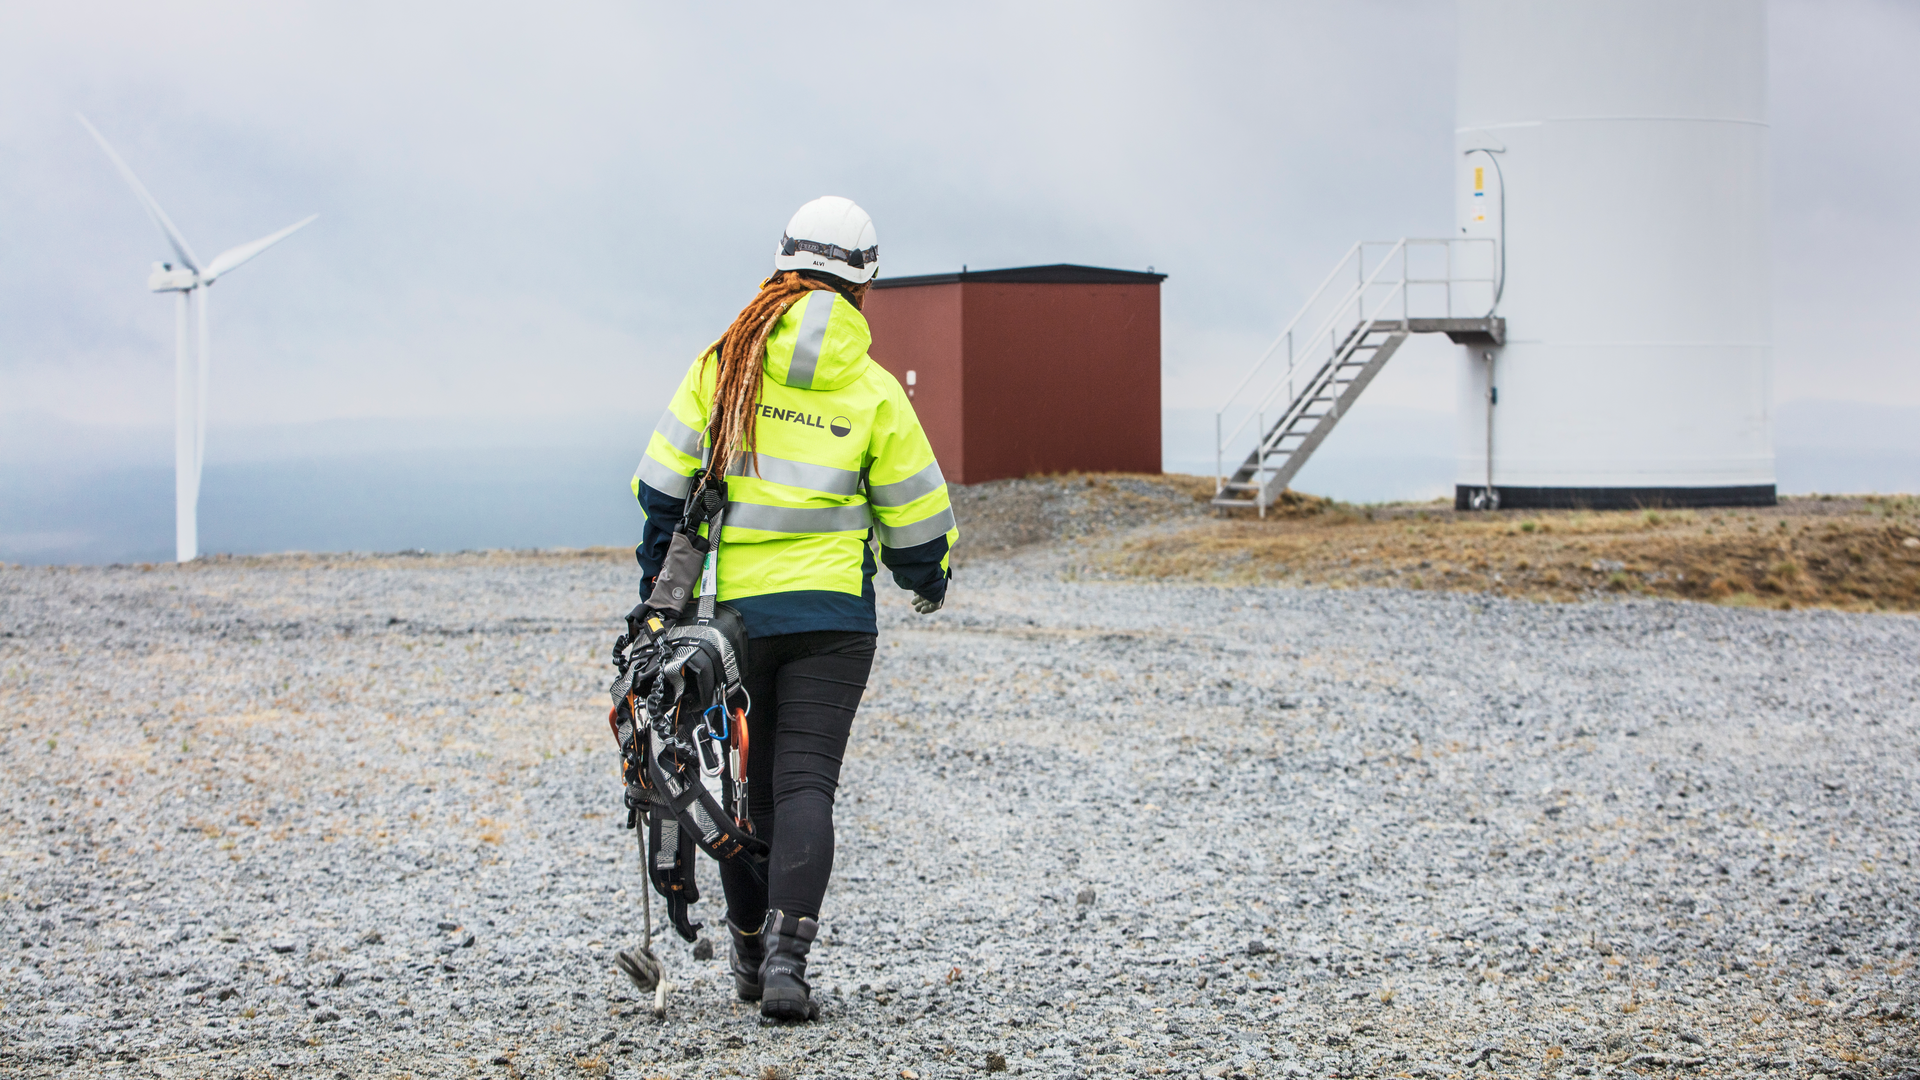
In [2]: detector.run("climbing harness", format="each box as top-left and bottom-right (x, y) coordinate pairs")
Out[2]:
(608, 463), (767, 980)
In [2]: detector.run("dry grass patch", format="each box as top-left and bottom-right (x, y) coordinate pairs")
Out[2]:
(1102, 491), (1920, 613)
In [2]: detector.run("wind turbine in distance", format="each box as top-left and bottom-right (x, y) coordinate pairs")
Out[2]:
(78, 114), (316, 563)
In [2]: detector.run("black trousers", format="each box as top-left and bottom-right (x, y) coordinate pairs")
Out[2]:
(716, 630), (876, 926)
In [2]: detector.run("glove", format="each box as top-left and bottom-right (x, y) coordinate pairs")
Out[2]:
(912, 592), (943, 615)
(625, 602), (668, 642)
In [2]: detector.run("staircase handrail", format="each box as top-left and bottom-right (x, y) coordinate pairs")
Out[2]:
(1213, 246), (1368, 486)
(1253, 275), (1409, 466)
(1246, 238), (1408, 425)
(1215, 285), (1356, 482)
(1212, 241), (1364, 414)
(1216, 240), (1407, 486)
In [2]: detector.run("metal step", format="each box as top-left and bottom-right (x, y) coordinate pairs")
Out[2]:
(1217, 329), (1411, 512)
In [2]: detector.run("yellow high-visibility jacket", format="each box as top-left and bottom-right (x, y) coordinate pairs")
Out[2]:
(631, 288), (957, 637)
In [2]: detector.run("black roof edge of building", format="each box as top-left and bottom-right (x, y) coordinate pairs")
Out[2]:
(871, 263), (1168, 289)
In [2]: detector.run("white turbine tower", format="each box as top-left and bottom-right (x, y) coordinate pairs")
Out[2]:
(79, 114), (316, 562)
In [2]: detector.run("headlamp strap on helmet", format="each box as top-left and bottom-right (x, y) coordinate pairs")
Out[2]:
(780, 234), (878, 269)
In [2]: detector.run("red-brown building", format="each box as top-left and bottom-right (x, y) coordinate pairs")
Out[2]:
(862, 264), (1166, 484)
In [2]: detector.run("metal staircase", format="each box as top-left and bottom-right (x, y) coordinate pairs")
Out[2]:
(1213, 239), (1504, 515)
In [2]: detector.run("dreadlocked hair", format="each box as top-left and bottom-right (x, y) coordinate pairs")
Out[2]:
(703, 271), (871, 478)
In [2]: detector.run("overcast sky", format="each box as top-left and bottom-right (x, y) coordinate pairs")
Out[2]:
(2, 0), (1916, 438)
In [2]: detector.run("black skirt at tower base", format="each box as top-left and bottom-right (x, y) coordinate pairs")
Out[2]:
(1454, 484), (1777, 511)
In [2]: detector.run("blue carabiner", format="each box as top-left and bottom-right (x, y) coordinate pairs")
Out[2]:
(704, 704), (728, 741)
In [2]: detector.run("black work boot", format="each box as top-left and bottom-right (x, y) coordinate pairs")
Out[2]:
(758, 910), (820, 1021)
(729, 918), (766, 1001)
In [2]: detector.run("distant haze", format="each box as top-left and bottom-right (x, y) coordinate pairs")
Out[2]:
(2, 1), (1917, 563)
(7, 400), (1915, 566)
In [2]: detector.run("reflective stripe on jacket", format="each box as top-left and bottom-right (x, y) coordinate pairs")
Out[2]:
(631, 289), (957, 637)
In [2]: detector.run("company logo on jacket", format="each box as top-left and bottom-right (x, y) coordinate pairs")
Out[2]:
(760, 404), (853, 437)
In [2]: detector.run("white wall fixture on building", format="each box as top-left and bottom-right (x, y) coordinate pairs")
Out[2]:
(1454, 0), (1774, 510)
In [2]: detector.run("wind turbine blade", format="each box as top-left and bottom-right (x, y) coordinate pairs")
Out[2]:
(76, 114), (202, 273)
(204, 215), (317, 282)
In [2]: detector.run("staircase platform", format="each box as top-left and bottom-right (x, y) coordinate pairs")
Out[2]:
(1399, 317), (1504, 345)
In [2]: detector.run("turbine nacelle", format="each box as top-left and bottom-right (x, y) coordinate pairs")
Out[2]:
(148, 262), (199, 292)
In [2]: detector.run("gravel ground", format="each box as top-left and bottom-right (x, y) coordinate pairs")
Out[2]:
(3, 508), (1918, 1079)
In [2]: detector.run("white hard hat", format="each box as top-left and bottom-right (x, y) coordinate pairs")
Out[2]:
(774, 196), (878, 284)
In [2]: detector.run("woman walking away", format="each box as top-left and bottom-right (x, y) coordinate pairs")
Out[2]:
(629, 196), (957, 1021)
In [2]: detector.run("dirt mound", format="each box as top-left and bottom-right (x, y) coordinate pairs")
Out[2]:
(947, 472), (1214, 563)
